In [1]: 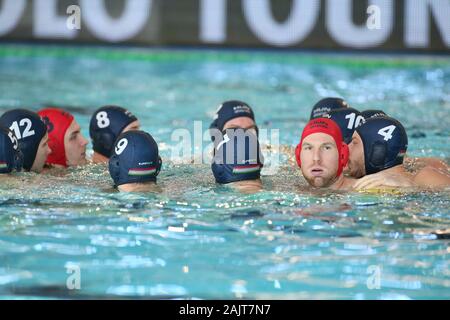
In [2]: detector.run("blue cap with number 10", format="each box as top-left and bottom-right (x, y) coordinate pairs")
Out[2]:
(321, 107), (365, 144)
(355, 116), (408, 175)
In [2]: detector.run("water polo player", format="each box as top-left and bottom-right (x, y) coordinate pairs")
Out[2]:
(356, 109), (447, 174)
(0, 125), (23, 174)
(108, 130), (162, 192)
(295, 118), (354, 190)
(348, 116), (450, 189)
(38, 107), (88, 168)
(89, 105), (140, 163)
(0, 109), (50, 173)
(212, 128), (264, 192)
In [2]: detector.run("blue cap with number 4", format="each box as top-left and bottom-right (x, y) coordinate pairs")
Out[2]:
(108, 130), (162, 187)
(0, 109), (47, 171)
(355, 116), (408, 175)
(89, 105), (138, 158)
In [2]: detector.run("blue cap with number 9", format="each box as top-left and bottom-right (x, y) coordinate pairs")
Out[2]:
(355, 116), (408, 175)
(90, 106), (138, 158)
(0, 109), (47, 171)
(108, 130), (162, 187)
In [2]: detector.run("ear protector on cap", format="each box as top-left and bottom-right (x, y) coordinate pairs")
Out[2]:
(295, 118), (349, 177)
(0, 125), (23, 173)
(355, 116), (408, 175)
(368, 141), (387, 169)
(92, 131), (114, 157)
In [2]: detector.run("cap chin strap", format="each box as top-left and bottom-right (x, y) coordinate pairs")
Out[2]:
(366, 141), (387, 174)
(339, 143), (349, 176)
(108, 154), (121, 186)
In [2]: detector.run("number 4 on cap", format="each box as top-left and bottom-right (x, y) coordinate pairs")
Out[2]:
(378, 125), (396, 141)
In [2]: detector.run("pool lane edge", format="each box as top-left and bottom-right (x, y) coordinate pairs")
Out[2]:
(0, 43), (449, 68)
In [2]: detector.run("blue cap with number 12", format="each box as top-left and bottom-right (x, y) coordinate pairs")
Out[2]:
(0, 109), (47, 171)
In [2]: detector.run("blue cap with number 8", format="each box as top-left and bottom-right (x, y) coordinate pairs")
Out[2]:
(355, 116), (408, 175)
(89, 105), (138, 158)
(108, 130), (162, 187)
(0, 109), (47, 171)
(0, 125), (23, 173)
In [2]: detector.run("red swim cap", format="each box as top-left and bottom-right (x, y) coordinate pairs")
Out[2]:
(38, 108), (74, 167)
(295, 118), (349, 177)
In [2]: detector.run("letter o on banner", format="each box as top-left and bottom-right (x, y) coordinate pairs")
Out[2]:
(0, 0), (26, 36)
(81, 0), (152, 42)
(242, 0), (320, 47)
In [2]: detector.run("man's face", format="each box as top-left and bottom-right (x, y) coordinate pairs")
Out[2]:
(347, 132), (366, 178)
(223, 117), (257, 136)
(122, 120), (140, 133)
(64, 120), (88, 166)
(31, 133), (51, 173)
(300, 132), (340, 188)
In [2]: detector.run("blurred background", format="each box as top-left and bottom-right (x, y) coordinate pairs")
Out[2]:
(0, 0), (448, 52)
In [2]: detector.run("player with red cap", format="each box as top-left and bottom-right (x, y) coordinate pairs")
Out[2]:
(295, 118), (355, 190)
(38, 107), (88, 168)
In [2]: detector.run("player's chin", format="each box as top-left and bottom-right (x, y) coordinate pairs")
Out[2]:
(305, 176), (327, 188)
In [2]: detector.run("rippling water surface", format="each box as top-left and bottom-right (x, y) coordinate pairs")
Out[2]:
(0, 45), (449, 299)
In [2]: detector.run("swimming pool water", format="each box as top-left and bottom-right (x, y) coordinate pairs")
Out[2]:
(0, 45), (449, 299)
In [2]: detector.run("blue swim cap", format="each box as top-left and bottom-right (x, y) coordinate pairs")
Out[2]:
(361, 109), (387, 120)
(211, 129), (263, 184)
(0, 126), (23, 173)
(90, 105), (138, 158)
(209, 100), (257, 138)
(310, 97), (349, 120)
(108, 130), (161, 187)
(324, 107), (365, 144)
(0, 109), (47, 171)
(355, 116), (408, 175)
